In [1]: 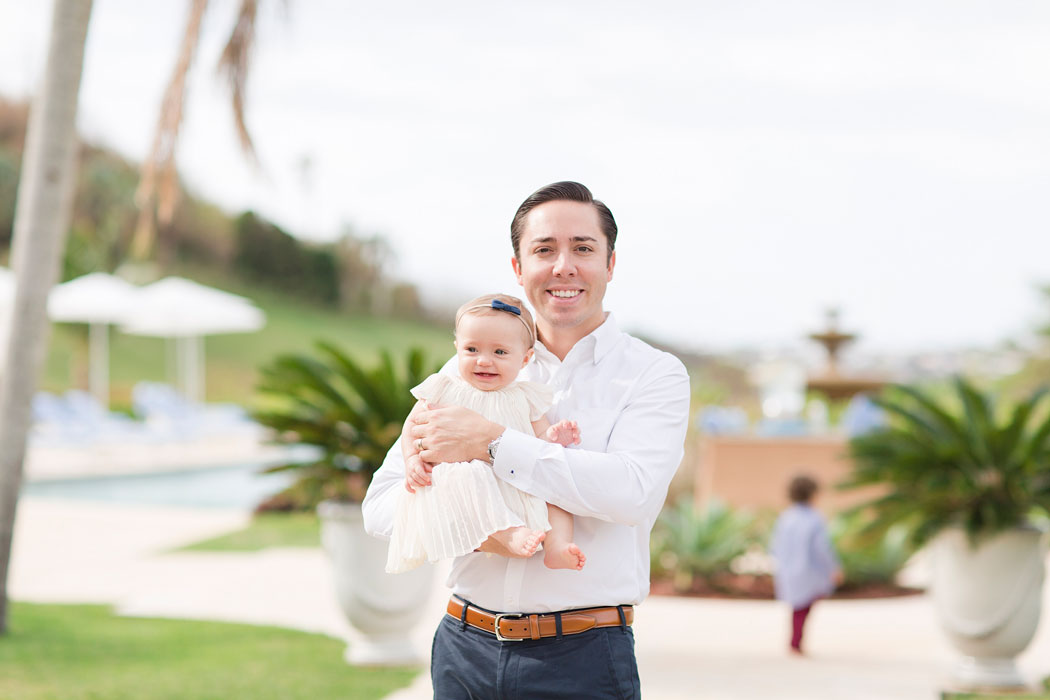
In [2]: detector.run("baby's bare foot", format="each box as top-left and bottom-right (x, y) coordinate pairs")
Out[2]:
(493, 527), (546, 558)
(544, 542), (586, 570)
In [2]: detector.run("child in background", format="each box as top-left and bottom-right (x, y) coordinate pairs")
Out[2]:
(385, 293), (586, 574)
(770, 474), (843, 655)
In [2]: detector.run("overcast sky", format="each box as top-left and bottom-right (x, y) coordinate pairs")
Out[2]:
(1, 0), (1048, 355)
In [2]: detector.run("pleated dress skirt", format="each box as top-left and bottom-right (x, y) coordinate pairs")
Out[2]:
(385, 374), (554, 573)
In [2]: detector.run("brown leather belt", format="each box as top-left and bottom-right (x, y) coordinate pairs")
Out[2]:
(446, 597), (633, 642)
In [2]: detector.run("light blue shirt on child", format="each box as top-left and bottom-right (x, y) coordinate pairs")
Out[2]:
(770, 504), (840, 609)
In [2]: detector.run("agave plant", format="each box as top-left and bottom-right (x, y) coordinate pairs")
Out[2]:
(254, 343), (439, 508)
(650, 497), (758, 592)
(842, 377), (1050, 547)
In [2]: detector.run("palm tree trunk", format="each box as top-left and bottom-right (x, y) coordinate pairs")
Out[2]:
(0, 0), (94, 634)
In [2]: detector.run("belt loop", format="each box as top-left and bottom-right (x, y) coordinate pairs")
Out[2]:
(555, 612), (563, 640)
(616, 605), (627, 634)
(459, 600), (469, 631)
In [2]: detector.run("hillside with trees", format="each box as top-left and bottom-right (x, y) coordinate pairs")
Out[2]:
(0, 97), (422, 318)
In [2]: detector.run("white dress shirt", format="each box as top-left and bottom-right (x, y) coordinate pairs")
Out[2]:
(362, 313), (691, 613)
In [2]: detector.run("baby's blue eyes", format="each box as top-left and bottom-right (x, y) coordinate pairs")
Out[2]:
(464, 346), (508, 356)
(464, 347), (508, 355)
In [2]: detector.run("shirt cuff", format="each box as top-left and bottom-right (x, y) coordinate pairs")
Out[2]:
(491, 428), (544, 492)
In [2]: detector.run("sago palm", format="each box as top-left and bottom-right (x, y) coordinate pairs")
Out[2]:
(254, 343), (438, 507)
(842, 377), (1050, 547)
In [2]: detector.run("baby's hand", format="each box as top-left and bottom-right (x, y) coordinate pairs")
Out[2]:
(546, 419), (581, 447)
(404, 454), (433, 493)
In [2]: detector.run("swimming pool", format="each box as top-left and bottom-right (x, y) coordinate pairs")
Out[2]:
(21, 459), (303, 509)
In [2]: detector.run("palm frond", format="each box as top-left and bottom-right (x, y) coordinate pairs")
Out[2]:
(954, 377), (994, 466)
(134, 0), (268, 262)
(130, 0), (209, 261)
(890, 383), (969, 443)
(215, 0), (259, 160)
(999, 387), (1047, 470)
(1018, 400), (1050, 468)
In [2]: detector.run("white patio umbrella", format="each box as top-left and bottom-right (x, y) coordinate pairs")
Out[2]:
(47, 272), (141, 408)
(119, 277), (265, 402)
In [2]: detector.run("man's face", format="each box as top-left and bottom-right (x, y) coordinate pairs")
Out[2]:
(454, 312), (533, 391)
(512, 200), (615, 337)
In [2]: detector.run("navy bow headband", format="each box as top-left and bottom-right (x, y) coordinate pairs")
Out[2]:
(463, 298), (534, 345)
(490, 299), (521, 315)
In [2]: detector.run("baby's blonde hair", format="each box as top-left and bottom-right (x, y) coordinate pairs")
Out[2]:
(454, 293), (536, 348)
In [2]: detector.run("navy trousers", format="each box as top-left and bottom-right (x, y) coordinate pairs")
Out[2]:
(431, 613), (641, 699)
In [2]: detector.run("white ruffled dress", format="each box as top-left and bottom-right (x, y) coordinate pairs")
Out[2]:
(385, 373), (553, 573)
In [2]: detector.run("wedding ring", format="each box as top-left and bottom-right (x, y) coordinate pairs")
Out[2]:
(417, 438), (424, 451)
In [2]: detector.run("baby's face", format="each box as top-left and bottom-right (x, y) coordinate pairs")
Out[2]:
(454, 312), (533, 391)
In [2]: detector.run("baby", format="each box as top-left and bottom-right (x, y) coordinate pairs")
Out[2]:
(385, 293), (586, 573)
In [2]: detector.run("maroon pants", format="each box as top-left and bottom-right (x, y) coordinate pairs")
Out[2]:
(791, 604), (812, 651)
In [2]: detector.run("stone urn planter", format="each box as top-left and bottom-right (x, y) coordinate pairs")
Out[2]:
(843, 378), (1050, 691)
(931, 526), (1047, 689)
(319, 500), (434, 666)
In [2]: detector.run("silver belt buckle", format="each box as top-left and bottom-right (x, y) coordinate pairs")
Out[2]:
(493, 613), (526, 642)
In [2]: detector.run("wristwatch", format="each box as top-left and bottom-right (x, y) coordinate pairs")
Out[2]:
(487, 435), (502, 463)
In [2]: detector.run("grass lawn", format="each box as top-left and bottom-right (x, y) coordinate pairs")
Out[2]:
(0, 603), (417, 700)
(179, 512), (322, 552)
(942, 694), (1050, 699)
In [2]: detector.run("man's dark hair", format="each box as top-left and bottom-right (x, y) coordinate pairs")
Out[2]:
(788, 475), (819, 504)
(510, 181), (617, 262)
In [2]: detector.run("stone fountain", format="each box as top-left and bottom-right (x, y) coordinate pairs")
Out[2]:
(805, 309), (886, 401)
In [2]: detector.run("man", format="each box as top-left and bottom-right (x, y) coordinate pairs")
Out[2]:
(363, 181), (690, 699)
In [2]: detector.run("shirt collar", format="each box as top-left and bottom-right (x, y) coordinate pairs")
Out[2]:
(534, 312), (621, 366)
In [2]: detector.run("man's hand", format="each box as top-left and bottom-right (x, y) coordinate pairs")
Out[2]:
(546, 419), (581, 447)
(410, 402), (504, 464)
(404, 453), (433, 493)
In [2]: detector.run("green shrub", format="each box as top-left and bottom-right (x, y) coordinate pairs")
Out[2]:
(829, 511), (915, 588)
(650, 497), (758, 592)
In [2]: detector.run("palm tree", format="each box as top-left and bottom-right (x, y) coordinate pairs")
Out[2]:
(0, 0), (94, 633)
(129, 0), (263, 265)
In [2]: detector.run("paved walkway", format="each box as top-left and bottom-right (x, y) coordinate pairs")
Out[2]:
(10, 497), (1050, 699)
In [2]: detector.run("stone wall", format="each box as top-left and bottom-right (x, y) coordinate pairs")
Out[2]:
(694, 435), (882, 514)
